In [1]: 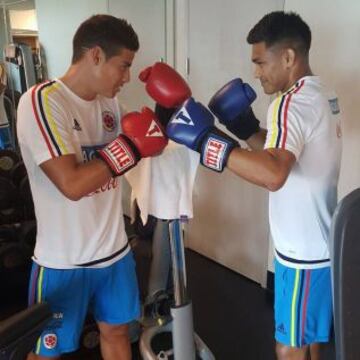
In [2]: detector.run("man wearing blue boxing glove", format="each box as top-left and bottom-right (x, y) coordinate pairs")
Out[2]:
(167, 11), (342, 360)
(167, 97), (239, 172)
(209, 78), (260, 142)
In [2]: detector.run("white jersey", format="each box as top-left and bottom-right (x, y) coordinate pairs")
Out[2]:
(264, 76), (342, 269)
(17, 79), (129, 269)
(125, 141), (199, 223)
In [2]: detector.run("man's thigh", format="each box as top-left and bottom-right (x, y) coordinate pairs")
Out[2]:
(28, 263), (90, 357)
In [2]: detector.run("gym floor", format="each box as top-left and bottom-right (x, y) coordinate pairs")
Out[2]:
(0, 249), (335, 359)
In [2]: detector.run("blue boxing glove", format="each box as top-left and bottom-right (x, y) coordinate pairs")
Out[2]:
(208, 78), (260, 140)
(167, 97), (239, 172)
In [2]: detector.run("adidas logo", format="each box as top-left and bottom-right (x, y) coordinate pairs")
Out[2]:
(73, 119), (82, 131)
(146, 120), (164, 137)
(277, 323), (287, 335)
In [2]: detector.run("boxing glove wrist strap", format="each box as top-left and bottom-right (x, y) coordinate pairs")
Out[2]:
(96, 134), (140, 177)
(199, 128), (239, 172)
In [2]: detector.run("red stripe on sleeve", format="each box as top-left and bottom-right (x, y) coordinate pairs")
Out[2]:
(301, 270), (311, 345)
(280, 80), (306, 149)
(31, 83), (55, 158)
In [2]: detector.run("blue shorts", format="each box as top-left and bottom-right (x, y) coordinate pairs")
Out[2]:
(274, 259), (333, 347)
(28, 251), (141, 357)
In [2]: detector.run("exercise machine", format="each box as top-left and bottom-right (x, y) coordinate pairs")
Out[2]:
(0, 303), (52, 360)
(140, 216), (215, 360)
(330, 188), (360, 360)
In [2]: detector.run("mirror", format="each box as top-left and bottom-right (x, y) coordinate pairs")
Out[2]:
(0, 0), (44, 151)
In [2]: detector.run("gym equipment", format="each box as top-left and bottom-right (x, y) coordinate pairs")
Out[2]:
(0, 221), (34, 271)
(79, 316), (100, 355)
(0, 220), (35, 264)
(19, 175), (35, 221)
(11, 161), (27, 188)
(0, 303), (52, 360)
(0, 149), (20, 177)
(0, 176), (17, 210)
(0, 122), (12, 150)
(19, 220), (37, 254)
(142, 219), (173, 326)
(0, 150), (35, 224)
(3, 88), (22, 152)
(140, 216), (215, 360)
(0, 176), (22, 225)
(0, 239), (28, 270)
(0, 62), (12, 150)
(4, 44), (36, 95)
(330, 188), (360, 360)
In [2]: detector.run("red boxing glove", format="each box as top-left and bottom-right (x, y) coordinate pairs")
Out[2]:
(139, 62), (192, 108)
(121, 107), (168, 157)
(97, 107), (168, 176)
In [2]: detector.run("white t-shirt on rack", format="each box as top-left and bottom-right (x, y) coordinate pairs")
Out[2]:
(126, 141), (199, 224)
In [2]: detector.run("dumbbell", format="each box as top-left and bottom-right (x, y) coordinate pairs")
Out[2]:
(0, 177), (22, 225)
(19, 175), (35, 221)
(19, 220), (37, 255)
(11, 161), (27, 188)
(0, 176), (17, 210)
(0, 149), (20, 178)
(0, 228), (28, 271)
(79, 316), (100, 354)
(0, 150), (25, 225)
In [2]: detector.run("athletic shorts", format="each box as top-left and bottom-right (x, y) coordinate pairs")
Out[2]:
(28, 251), (140, 357)
(274, 259), (333, 347)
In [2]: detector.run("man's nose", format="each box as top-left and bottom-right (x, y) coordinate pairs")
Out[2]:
(254, 66), (261, 79)
(123, 68), (130, 83)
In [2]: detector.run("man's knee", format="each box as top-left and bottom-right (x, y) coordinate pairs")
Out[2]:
(97, 322), (129, 342)
(276, 342), (309, 360)
(27, 353), (60, 360)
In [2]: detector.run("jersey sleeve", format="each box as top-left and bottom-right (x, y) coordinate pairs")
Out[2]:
(17, 81), (76, 165)
(264, 85), (310, 160)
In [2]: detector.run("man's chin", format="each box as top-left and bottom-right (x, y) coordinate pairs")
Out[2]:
(103, 89), (120, 98)
(113, 88), (121, 96)
(263, 87), (276, 95)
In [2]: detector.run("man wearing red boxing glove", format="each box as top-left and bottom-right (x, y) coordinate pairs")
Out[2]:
(17, 15), (166, 360)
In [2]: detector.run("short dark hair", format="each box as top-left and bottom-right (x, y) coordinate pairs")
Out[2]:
(72, 14), (139, 64)
(247, 11), (311, 56)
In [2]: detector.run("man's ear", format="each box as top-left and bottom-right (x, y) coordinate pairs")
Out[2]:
(282, 48), (296, 69)
(89, 46), (104, 65)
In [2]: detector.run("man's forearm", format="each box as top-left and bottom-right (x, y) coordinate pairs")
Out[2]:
(40, 155), (113, 201)
(226, 145), (295, 191)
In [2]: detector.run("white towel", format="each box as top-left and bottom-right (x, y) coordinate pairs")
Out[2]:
(125, 141), (199, 224)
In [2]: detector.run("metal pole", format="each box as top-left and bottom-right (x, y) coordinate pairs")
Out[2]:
(168, 216), (188, 306)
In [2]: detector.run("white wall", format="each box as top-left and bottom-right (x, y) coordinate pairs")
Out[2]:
(107, 0), (168, 112)
(35, 0), (108, 78)
(284, 0), (360, 200)
(182, 0), (284, 285)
